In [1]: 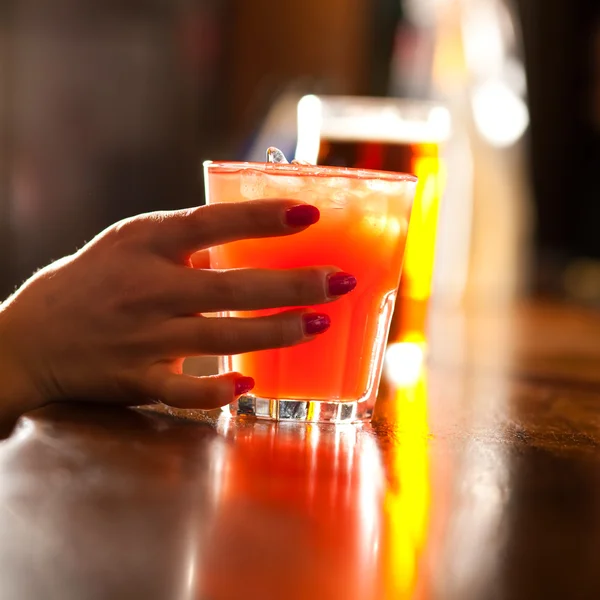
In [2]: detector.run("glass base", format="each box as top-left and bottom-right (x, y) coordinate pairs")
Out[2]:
(232, 394), (373, 423)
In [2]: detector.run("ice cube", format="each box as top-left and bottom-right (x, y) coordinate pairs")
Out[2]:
(240, 170), (266, 199)
(317, 177), (352, 207)
(328, 189), (348, 207)
(366, 191), (389, 216)
(366, 178), (389, 193)
(348, 185), (371, 200)
(266, 147), (289, 164)
(262, 173), (307, 198)
(321, 177), (352, 190)
(366, 179), (413, 198)
(362, 213), (388, 237)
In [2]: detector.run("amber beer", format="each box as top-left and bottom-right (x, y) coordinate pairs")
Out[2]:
(316, 137), (446, 342)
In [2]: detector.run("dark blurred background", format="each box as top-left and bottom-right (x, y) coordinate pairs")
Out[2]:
(0, 0), (599, 302)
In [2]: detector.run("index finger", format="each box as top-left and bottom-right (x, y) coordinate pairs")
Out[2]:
(152, 200), (320, 260)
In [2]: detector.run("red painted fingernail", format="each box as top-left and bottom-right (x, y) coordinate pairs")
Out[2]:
(327, 272), (357, 297)
(235, 376), (255, 396)
(285, 204), (320, 228)
(303, 313), (331, 336)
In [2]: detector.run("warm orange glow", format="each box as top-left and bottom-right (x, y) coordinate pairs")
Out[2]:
(400, 145), (447, 302)
(380, 367), (431, 598)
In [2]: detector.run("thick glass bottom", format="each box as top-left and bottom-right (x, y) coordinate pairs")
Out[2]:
(231, 395), (374, 423)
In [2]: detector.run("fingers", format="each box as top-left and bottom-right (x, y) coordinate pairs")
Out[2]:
(144, 200), (320, 260)
(172, 267), (357, 314)
(162, 310), (331, 356)
(147, 367), (255, 409)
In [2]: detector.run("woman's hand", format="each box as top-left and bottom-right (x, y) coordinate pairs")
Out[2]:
(0, 199), (356, 416)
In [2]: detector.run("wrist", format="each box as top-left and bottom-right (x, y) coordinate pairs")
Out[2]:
(0, 304), (45, 417)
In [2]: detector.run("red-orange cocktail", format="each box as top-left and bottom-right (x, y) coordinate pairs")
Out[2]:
(205, 161), (416, 422)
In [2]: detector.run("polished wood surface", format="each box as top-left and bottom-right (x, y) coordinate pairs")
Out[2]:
(1, 300), (600, 600)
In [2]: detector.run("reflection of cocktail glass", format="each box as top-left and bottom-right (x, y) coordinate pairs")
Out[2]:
(205, 419), (383, 600)
(296, 95), (450, 342)
(204, 161), (416, 423)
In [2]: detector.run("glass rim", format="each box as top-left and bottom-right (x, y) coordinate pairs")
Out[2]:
(203, 160), (418, 184)
(304, 93), (449, 110)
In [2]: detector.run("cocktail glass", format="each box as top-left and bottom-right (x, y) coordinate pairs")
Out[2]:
(204, 161), (416, 423)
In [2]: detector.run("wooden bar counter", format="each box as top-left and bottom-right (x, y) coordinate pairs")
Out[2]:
(1, 300), (599, 600)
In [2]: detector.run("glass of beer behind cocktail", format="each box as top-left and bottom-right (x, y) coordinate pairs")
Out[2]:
(296, 96), (450, 342)
(204, 161), (416, 423)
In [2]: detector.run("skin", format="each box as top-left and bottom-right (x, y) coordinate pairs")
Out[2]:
(0, 198), (348, 421)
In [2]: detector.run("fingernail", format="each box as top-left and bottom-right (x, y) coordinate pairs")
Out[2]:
(327, 272), (357, 297)
(235, 376), (255, 396)
(285, 204), (320, 228)
(303, 313), (331, 336)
